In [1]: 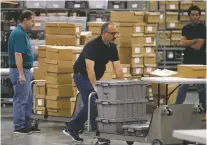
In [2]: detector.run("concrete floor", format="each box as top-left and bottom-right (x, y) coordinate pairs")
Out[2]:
(1, 92), (205, 145)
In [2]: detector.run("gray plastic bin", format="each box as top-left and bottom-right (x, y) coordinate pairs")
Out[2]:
(126, 1), (146, 10)
(32, 17), (48, 31)
(96, 100), (148, 119)
(96, 118), (147, 134)
(88, 13), (109, 22)
(108, 1), (126, 9)
(46, 1), (66, 8)
(96, 80), (147, 101)
(66, 1), (88, 9)
(122, 124), (149, 137)
(24, 1), (46, 8)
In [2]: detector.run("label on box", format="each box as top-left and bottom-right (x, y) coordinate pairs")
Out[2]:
(114, 5), (119, 9)
(74, 4), (80, 8)
(136, 26), (141, 32)
(34, 3), (39, 7)
(10, 26), (15, 30)
(160, 14), (163, 20)
(135, 47), (140, 53)
(37, 99), (42, 106)
(76, 27), (80, 33)
(146, 37), (152, 43)
(146, 47), (151, 53)
(76, 54), (80, 59)
(37, 111), (42, 115)
(136, 68), (141, 74)
(170, 4), (175, 9)
(135, 58), (140, 63)
(170, 23), (175, 28)
(53, 4), (59, 8)
(77, 39), (80, 45)
(147, 67), (152, 73)
(123, 68), (127, 73)
(35, 23), (41, 27)
(132, 4), (138, 8)
(96, 18), (102, 22)
(147, 26), (153, 32)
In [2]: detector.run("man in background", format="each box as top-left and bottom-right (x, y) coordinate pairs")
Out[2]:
(8, 10), (41, 134)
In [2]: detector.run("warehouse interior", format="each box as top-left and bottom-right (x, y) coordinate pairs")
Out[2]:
(1, 0), (206, 145)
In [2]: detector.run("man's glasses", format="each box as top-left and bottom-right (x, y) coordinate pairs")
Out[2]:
(105, 31), (119, 36)
(190, 13), (200, 17)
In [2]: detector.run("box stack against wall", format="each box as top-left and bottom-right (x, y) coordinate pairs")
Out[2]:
(80, 31), (92, 45)
(87, 22), (105, 40)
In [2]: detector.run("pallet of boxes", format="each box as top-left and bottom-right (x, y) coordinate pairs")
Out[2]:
(110, 11), (160, 79)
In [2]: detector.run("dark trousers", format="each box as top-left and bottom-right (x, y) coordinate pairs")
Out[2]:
(68, 73), (98, 131)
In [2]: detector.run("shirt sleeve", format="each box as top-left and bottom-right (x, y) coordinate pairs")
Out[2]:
(182, 26), (188, 37)
(13, 32), (26, 53)
(84, 43), (96, 61)
(110, 45), (119, 62)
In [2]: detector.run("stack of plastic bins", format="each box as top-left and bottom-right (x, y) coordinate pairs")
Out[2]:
(96, 80), (149, 134)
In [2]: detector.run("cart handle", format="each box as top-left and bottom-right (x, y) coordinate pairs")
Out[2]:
(30, 80), (46, 87)
(87, 91), (97, 132)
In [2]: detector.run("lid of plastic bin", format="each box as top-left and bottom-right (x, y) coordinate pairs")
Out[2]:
(96, 117), (148, 123)
(96, 80), (147, 86)
(122, 124), (149, 130)
(96, 99), (149, 104)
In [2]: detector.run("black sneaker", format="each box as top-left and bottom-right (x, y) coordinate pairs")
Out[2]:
(62, 128), (83, 143)
(96, 138), (110, 145)
(13, 128), (31, 134)
(30, 127), (41, 133)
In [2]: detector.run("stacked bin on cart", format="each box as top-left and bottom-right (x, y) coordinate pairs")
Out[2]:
(95, 80), (149, 134)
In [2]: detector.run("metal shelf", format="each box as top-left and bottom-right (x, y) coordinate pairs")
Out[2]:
(159, 61), (182, 64)
(157, 47), (185, 51)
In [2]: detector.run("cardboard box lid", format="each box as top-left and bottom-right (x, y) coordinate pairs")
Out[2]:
(36, 106), (45, 111)
(47, 84), (72, 89)
(179, 65), (207, 70)
(121, 64), (131, 67)
(132, 33), (154, 37)
(45, 59), (73, 65)
(46, 34), (80, 38)
(143, 44), (156, 47)
(36, 81), (46, 87)
(87, 21), (105, 27)
(144, 54), (156, 57)
(171, 38), (180, 41)
(132, 65), (144, 68)
(145, 12), (161, 16)
(111, 11), (144, 16)
(166, 1), (179, 4)
(46, 95), (71, 100)
(70, 97), (77, 102)
(36, 94), (46, 98)
(159, 31), (171, 34)
(132, 54), (144, 58)
(150, 69), (177, 77)
(46, 45), (74, 53)
(46, 72), (72, 77)
(38, 45), (46, 51)
(171, 30), (181, 34)
(80, 31), (92, 38)
(166, 12), (179, 15)
(116, 22), (146, 27)
(46, 22), (82, 27)
(145, 64), (157, 67)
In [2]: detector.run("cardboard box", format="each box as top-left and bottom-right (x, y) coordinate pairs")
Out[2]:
(112, 74), (131, 79)
(110, 11), (145, 23)
(70, 97), (76, 112)
(35, 98), (45, 107)
(116, 23), (145, 36)
(180, 1), (193, 11)
(144, 12), (161, 23)
(166, 22), (182, 29)
(46, 22), (82, 35)
(46, 99), (71, 109)
(38, 58), (46, 69)
(72, 87), (78, 98)
(35, 106), (46, 115)
(89, 35), (99, 40)
(158, 31), (171, 39)
(72, 53), (80, 62)
(193, 1), (206, 11)
(200, 12), (206, 21)
(144, 24), (157, 34)
(177, 65), (207, 78)
(149, 1), (158, 11)
(118, 47), (132, 64)
(121, 64), (131, 74)
(179, 12), (189, 21)
(166, 1), (179, 10)
(144, 54), (156, 65)
(132, 34), (155, 45)
(166, 12), (179, 22)
(105, 62), (113, 73)
(87, 22), (105, 34)
(144, 64), (156, 75)
(33, 67), (45, 80)
(131, 65), (144, 76)
(170, 38), (180, 46)
(131, 55), (144, 66)
(115, 37), (132, 47)
(45, 59), (73, 73)
(38, 45), (46, 58)
(159, 39), (171, 46)
(35, 82), (46, 95)
(46, 72), (73, 85)
(101, 72), (113, 80)
(80, 31), (92, 45)
(47, 108), (71, 117)
(132, 44), (155, 55)
(47, 84), (73, 97)
(171, 31), (181, 39)
(46, 34), (80, 46)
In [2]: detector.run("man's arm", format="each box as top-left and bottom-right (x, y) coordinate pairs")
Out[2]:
(15, 53), (24, 75)
(180, 36), (197, 47)
(112, 61), (124, 80)
(191, 39), (205, 50)
(85, 59), (96, 90)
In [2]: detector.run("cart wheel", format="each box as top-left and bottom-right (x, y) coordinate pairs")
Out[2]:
(31, 119), (39, 129)
(151, 139), (163, 145)
(126, 141), (134, 145)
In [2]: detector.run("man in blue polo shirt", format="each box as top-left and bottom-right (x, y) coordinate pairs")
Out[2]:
(8, 10), (40, 134)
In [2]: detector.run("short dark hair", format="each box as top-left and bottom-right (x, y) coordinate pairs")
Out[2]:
(101, 22), (114, 34)
(188, 5), (201, 16)
(18, 10), (36, 22)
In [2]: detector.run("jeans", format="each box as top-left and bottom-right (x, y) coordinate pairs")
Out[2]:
(68, 73), (98, 131)
(175, 84), (206, 113)
(9, 68), (33, 130)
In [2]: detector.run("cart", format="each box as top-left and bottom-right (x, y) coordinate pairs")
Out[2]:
(84, 77), (206, 145)
(30, 80), (83, 127)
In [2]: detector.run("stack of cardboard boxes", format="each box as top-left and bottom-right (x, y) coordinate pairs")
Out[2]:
(80, 31), (92, 45)
(87, 22), (104, 40)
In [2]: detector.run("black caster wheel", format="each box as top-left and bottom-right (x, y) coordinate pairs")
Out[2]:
(126, 141), (134, 145)
(151, 139), (163, 145)
(31, 119), (39, 129)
